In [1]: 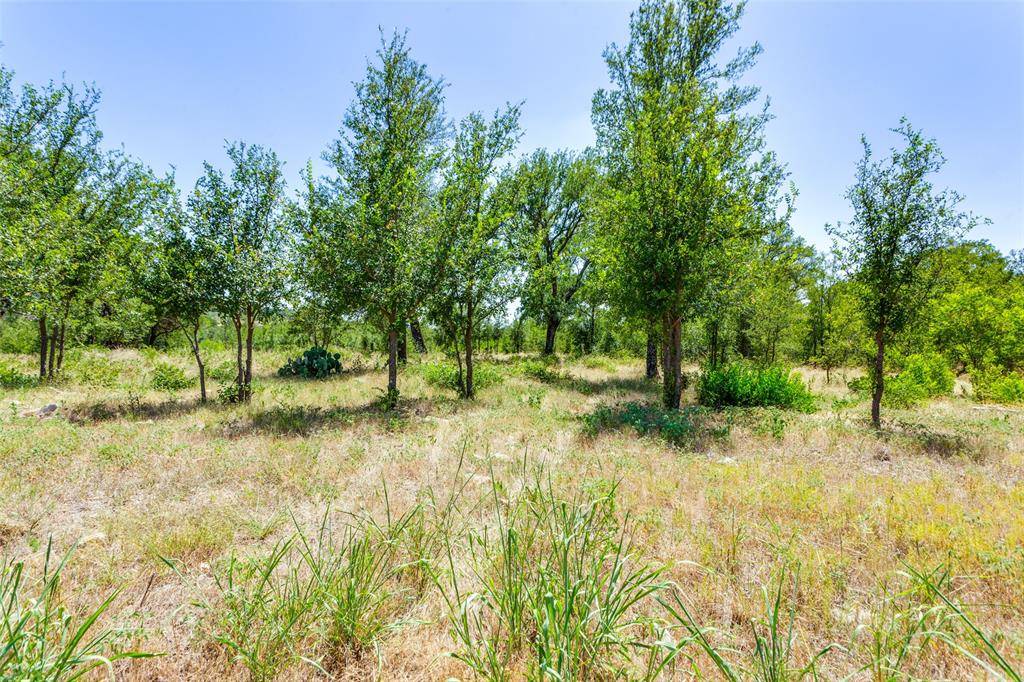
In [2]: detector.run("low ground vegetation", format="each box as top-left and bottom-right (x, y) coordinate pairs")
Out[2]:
(0, 349), (1021, 680)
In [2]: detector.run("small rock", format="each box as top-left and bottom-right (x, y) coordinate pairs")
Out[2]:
(37, 403), (58, 416)
(79, 531), (107, 546)
(874, 447), (892, 462)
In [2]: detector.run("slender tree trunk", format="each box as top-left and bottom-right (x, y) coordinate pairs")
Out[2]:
(233, 315), (244, 399)
(398, 321), (408, 364)
(243, 306), (254, 403)
(410, 319), (427, 353)
(871, 327), (885, 429)
(464, 297), (474, 399)
(646, 331), (659, 380)
(387, 318), (398, 396)
(47, 323), (57, 380)
(38, 316), (48, 378)
(56, 322), (66, 373)
(708, 321), (719, 370)
(662, 314), (683, 410)
(543, 314), (560, 356)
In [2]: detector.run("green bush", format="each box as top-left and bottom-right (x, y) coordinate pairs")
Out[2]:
(515, 358), (563, 383)
(277, 347), (341, 379)
(150, 362), (193, 392)
(972, 369), (1024, 404)
(0, 363), (36, 389)
(885, 353), (954, 407)
(70, 354), (122, 387)
(209, 360), (237, 382)
(697, 363), (815, 411)
(421, 361), (503, 394)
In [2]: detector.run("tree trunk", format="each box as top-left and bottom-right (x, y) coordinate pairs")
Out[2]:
(543, 314), (560, 356)
(410, 319), (427, 353)
(398, 321), (408, 364)
(232, 315), (244, 400)
(56, 322), (66, 372)
(387, 326), (398, 394)
(871, 327), (885, 429)
(662, 314), (683, 410)
(243, 306), (254, 403)
(47, 323), (57, 380)
(38, 316), (48, 378)
(646, 331), (659, 380)
(464, 297), (475, 399)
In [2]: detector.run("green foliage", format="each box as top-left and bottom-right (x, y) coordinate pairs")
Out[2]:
(150, 362), (193, 392)
(698, 363), (815, 411)
(513, 358), (564, 383)
(209, 360), (237, 382)
(0, 362), (36, 389)
(277, 347), (342, 380)
(435, 473), (666, 680)
(69, 353), (123, 387)
(883, 353), (954, 407)
(971, 369), (1024, 405)
(420, 361), (503, 395)
(0, 539), (151, 679)
(583, 402), (713, 447)
(218, 382), (244, 405)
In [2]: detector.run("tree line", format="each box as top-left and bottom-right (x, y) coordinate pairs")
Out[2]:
(2, 0), (1021, 426)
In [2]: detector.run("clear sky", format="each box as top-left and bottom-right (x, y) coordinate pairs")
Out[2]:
(2, 1), (1021, 253)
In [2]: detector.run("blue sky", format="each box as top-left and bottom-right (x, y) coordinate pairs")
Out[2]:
(2, 1), (1021, 253)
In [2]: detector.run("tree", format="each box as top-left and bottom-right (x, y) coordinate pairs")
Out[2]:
(593, 0), (783, 408)
(430, 105), (521, 397)
(318, 31), (447, 407)
(191, 142), (290, 403)
(138, 183), (219, 402)
(509, 149), (595, 355)
(829, 120), (977, 428)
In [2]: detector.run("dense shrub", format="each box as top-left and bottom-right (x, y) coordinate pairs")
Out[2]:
(0, 363), (37, 389)
(884, 353), (954, 407)
(514, 358), (563, 383)
(972, 369), (1024, 404)
(421, 361), (503, 394)
(697, 363), (815, 411)
(277, 347), (342, 379)
(150, 362), (193, 392)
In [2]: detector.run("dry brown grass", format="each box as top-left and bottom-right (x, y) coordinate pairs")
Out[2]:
(0, 349), (1021, 679)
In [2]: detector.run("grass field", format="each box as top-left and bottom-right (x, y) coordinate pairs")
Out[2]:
(1, 348), (1022, 680)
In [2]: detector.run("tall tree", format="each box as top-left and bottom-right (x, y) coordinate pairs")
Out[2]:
(191, 142), (290, 403)
(319, 31), (447, 407)
(829, 120), (977, 428)
(509, 149), (595, 355)
(138, 182), (219, 402)
(430, 105), (521, 398)
(593, 0), (784, 408)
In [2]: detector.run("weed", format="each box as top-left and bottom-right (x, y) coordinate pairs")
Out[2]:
(0, 539), (152, 679)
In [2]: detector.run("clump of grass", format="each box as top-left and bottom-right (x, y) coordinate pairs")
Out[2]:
(1, 539), (151, 679)
(419, 361), (503, 395)
(698, 363), (816, 411)
(195, 538), (315, 681)
(295, 503), (419, 666)
(583, 402), (724, 446)
(150, 362), (193, 393)
(658, 566), (831, 680)
(513, 358), (564, 383)
(436, 470), (667, 680)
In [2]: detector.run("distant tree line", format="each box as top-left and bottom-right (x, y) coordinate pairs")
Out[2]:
(2, 0), (1020, 426)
